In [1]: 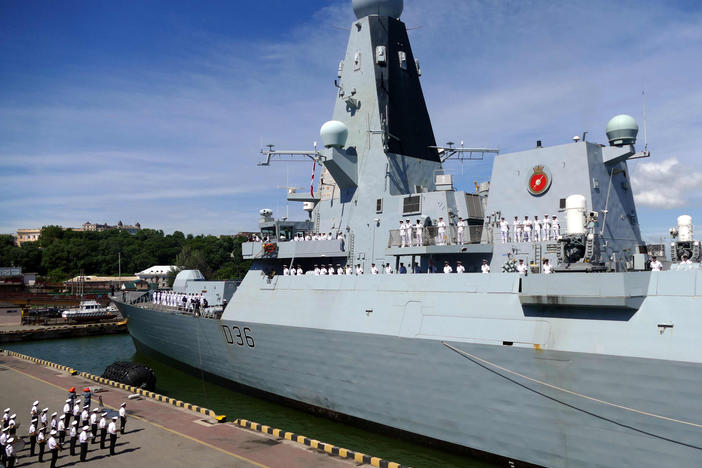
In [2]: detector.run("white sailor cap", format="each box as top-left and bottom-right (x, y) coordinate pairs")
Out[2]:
(7, 437), (14, 443)
(51, 412), (57, 417)
(71, 421), (77, 426)
(120, 403), (126, 407)
(42, 408), (48, 413)
(50, 430), (57, 435)
(3, 408), (9, 413)
(31, 418), (38, 423)
(112, 416), (118, 420)
(82, 426), (89, 431)
(92, 408), (99, 412)
(102, 412), (108, 417)
(65, 399), (71, 403)
(33, 400), (40, 405)
(10, 414), (16, 419)
(59, 415), (65, 419)
(83, 405), (89, 409)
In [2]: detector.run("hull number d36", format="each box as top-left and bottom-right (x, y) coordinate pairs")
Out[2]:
(222, 324), (255, 348)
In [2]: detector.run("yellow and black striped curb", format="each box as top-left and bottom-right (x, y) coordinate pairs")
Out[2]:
(4, 349), (77, 374)
(234, 419), (408, 468)
(1, 349), (225, 423)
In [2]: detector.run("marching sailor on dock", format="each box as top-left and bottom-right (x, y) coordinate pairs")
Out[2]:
(40, 408), (48, 426)
(72, 399), (81, 424)
(90, 408), (99, 442)
(2, 408), (9, 428)
(37, 425), (46, 462)
(31, 400), (39, 421)
(58, 414), (66, 444)
(63, 399), (71, 426)
(48, 429), (60, 468)
(0, 427), (7, 466)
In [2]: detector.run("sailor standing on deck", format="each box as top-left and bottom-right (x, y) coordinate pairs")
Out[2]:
(443, 261), (453, 274)
(99, 413), (107, 448)
(414, 219), (423, 246)
(437, 217), (447, 245)
(551, 215), (560, 238)
(313, 265), (320, 275)
(283, 266), (290, 276)
(399, 220), (407, 247)
(500, 218), (509, 244)
(79, 425), (89, 461)
(456, 261), (465, 273)
(371, 263), (379, 275)
(523, 216), (532, 243)
(119, 403), (127, 434)
(107, 417), (118, 455)
(543, 214), (551, 240)
(69, 421), (78, 455)
(296, 265), (303, 275)
(385, 263), (394, 274)
(533, 216), (541, 242)
(481, 259), (491, 273)
(542, 258), (554, 274)
(320, 265), (328, 275)
(650, 256), (663, 271)
(356, 264), (364, 275)
(513, 216), (521, 242)
(457, 217), (467, 244)
(517, 259), (528, 276)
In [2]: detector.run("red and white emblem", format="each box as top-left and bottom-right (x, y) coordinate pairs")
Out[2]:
(527, 165), (551, 196)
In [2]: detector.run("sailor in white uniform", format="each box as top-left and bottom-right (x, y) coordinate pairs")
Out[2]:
(533, 216), (541, 242)
(313, 265), (320, 275)
(443, 261), (453, 274)
(414, 219), (423, 246)
(542, 258), (554, 274)
(399, 220), (407, 247)
(4, 436), (15, 468)
(551, 215), (560, 238)
(356, 264), (364, 275)
(543, 214), (551, 240)
(107, 417), (118, 455)
(650, 256), (663, 271)
(290, 266), (296, 276)
(516, 259), (528, 275)
(456, 217), (466, 244)
(48, 429), (60, 468)
(371, 264), (379, 275)
(437, 217), (447, 245)
(337, 265), (344, 275)
(79, 426), (89, 461)
(523, 216), (532, 243)
(481, 259), (491, 274)
(283, 266), (290, 276)
(500, 217), (509, 244)
(320, 265), (328, 275)
(328, 264), (335, 275)
(345, 265), (353, 275)
(513, 216), (522, 242)
(296, 265), (303, 275)
(385, 263), (394, 274)
(680, 255), (693, 265)
(456, 261), (465, 273)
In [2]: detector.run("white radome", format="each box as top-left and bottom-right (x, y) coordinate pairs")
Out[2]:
(352, 0), (403, 19)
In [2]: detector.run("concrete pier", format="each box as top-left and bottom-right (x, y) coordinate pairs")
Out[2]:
(0, 352), (392, 468)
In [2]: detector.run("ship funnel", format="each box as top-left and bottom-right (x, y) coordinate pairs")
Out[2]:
(606, 114), (638, 146)
(320, 120), (349, 149)
(352, 0), (403, 19)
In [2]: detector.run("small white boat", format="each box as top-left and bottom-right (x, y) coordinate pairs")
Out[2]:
(62, 300), (115, 321)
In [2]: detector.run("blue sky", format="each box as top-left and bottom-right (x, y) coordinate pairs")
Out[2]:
(1, 0), (701, 242)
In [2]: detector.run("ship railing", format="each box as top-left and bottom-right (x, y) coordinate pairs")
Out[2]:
(387, 225), (483, 247)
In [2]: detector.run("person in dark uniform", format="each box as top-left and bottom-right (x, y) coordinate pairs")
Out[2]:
(82, 387), (92, 410)
(79, 425), (89, 462)
(107, 416), (118, 455)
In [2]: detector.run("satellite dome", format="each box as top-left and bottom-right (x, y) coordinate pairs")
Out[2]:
(606, 114), (638, 146)
(352, 0), (403, 19)
(320, 120), (349, 149)
(173, 269), (205, 290)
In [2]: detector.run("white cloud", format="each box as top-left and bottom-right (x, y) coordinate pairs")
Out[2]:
(631, 158), (702, 209)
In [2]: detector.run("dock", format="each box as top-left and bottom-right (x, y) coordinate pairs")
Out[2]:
(0, 351), (405, 468)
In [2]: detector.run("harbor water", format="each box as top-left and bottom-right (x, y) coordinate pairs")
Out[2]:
(5, 334), (492, 468)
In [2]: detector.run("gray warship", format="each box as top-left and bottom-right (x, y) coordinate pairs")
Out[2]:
(114, 0), (702, 466)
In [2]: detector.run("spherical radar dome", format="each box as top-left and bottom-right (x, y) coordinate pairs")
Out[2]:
(352, 0), (403, 19)
(320, 120), (349, 149)
(606, 114), (638, 146)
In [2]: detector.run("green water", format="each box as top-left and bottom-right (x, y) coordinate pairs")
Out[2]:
(5, 335), (493, 468)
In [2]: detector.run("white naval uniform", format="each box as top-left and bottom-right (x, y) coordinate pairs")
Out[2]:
(456, 264), (465, 273)
(481, 264), (491, 274)
(533, 219), (541, 242)
(296, 267), (303, 275)
(337, 267), (344, 275)
(414, 223), (423, 246)
(517, 263), (528, 275)
(650, 260), (663, 271)
(500, 220), (509, 244)
(543, 263), (554, 274)
(385, 265), (394, 274)
(283, 267), (290, 276)
(523, 218), (532, 243)
(456, 220), (467, 244)
(551, 217), (560, 238)
(437, 220), (447, 245)
(543, 216), (551, 240)
(399, 223), (407, 247)
(443, 265), (453, 274)
(513, 219), (522, 242)
(371, 266), (379, 275)
(356, 266), (364, 275)
(320, 267), (328, 275)
(314, 268), (320, 275)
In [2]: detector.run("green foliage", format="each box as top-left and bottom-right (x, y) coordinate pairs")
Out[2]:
(0, 228), (252, 282)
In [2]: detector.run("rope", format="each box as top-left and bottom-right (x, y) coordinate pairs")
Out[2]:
(442, 341), (702, 448)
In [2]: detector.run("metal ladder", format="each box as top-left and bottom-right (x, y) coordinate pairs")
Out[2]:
(533, 242), (543, 273)
(347, 233), (355, 265)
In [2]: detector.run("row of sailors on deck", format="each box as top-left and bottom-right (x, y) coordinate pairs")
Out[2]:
(499, 215), (561, 244)
(283, 259), (549, 275)
(152, 291), (207, 311)
(293, 232), (345, 241)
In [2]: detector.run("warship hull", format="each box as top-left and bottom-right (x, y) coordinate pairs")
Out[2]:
(116, 270), (702, 467)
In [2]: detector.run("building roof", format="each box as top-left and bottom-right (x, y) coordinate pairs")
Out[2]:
(64, 275), (138, 284)
(135, 265), (178, 276)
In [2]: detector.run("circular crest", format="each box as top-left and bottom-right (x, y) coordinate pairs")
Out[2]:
(527, 165), (552, 196)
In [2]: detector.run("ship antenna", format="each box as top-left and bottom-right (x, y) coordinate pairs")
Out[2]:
(642, 90), (648, 152)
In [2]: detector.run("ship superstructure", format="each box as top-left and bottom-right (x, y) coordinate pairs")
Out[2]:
(115, 1), (702, 466)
